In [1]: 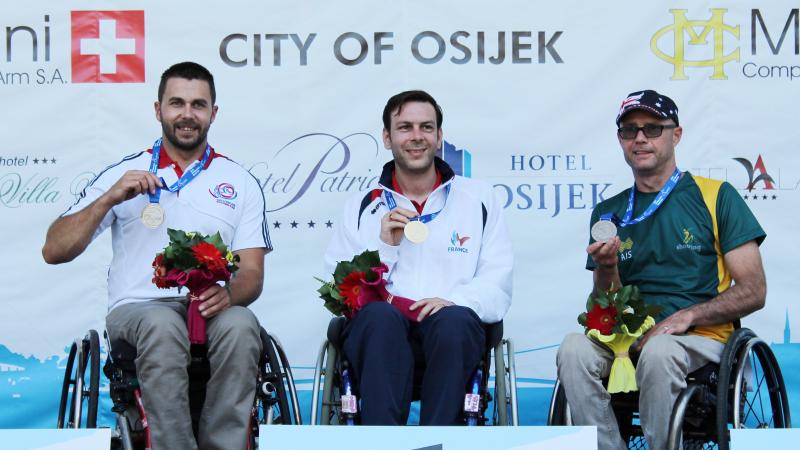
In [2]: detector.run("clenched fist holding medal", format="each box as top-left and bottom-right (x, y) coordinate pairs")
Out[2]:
(380, 208), (429, 245)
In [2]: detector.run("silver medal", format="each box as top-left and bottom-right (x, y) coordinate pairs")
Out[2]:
(141, 203), (165, 229)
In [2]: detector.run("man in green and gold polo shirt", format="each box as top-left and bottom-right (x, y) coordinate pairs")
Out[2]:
(556, 90), (767, 450)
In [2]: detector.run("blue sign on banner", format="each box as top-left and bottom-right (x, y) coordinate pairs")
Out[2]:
(258, 425), (597, 450)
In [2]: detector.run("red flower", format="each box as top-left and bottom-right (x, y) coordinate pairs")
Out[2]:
(192, 242), (223, 267)
(586, 303), (618, 335)
(338, 271), (367, 311)
(152, 254), (164, 268)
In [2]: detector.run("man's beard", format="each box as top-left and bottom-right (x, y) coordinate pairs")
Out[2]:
(162, 120), (210, 153)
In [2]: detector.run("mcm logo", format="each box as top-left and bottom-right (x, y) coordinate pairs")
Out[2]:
(651, 8), (740, 80)
(733, 155), (775, 191)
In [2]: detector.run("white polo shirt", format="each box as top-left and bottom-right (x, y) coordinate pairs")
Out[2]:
(65, 147), (271, 311)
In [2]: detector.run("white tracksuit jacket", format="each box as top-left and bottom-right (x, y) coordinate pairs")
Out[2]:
(323, 159), (513, 323)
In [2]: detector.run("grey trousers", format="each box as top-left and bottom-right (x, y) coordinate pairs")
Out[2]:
(106, 298), (260, 450)
(556, 332), (724, 450)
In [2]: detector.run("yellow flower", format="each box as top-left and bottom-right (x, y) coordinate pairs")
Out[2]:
(587, 316), (655, 393)
(225, 251), (234, 262)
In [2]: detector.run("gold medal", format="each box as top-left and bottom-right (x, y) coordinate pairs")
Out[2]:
(141, 203), (165, 229)
(404, 220), (429, 244)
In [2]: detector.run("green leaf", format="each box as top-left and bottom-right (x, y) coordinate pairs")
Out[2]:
(577, 312), (587, 326)
(622, 313), (647, 332)
(206, 232), (227, 254)
(352, 250), (380, 271)
(585, 294), (595, 312)
(595, 293), (609, 309)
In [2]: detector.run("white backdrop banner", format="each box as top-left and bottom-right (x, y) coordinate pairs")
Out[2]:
(1, 0), (799, 427)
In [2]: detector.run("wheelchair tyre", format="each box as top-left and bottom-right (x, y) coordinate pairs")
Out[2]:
(319, 342), (340, 425)
(715, 328), (791, 450)
(259, 332), (292, 425)
(547, 379), (571, 426)
(492, 343), (509, 425)
(57, 330), (100, 428)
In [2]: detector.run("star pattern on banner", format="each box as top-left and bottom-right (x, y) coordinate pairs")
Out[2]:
(270, 219), (334, 230)
(31, 157), (57, 164)
(743, 192), (777, 201)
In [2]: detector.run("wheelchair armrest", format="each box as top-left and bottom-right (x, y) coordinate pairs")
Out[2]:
(327, 316), (347, 349)
(484, 320), (504, 350)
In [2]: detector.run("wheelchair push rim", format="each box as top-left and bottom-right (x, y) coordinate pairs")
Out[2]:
(57, 329), (100, 429)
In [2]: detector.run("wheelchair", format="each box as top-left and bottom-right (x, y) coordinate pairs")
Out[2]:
(547, 328), (791, 450)
(310, 316), (518, 426)
(56, 326), (301, 449)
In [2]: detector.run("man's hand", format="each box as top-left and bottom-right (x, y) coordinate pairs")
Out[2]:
(409, 297), (454, 321)
(104, 170), (163, 206)
(634, 309), (694, 352)
(587, 236), (621, 268)
(193, 284), (232, 318)
(380, 208), (417, 246)
(589, 236), (623, 294)
(42, 170), (164, 264)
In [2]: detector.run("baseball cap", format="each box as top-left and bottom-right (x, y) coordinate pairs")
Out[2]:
(616, 90), (679, 127)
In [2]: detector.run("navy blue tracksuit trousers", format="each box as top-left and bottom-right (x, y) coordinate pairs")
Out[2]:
(342, 301), (485, 425)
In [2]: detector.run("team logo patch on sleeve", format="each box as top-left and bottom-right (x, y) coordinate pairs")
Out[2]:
(209, 182), (238, 209)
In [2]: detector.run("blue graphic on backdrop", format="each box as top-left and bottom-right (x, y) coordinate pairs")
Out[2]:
(439, 140), (471, 178)
(2, 310), (800, 428)
(0, 345), (114, 428)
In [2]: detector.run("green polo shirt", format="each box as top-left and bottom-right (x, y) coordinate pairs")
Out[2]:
(586, 172), (765, 342)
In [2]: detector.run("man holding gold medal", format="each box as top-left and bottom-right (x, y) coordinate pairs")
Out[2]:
(42, 62), (270, 450)
(324, 90), (513, 425)
(556, 90), (767, 450)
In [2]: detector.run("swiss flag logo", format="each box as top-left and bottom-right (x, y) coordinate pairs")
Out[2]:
(71, 11), (145, 83)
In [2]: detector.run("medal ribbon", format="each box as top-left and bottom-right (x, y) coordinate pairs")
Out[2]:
(147, 138), (211, 204)
(383, 184), (451, 224)
(599, 168), (681, 227)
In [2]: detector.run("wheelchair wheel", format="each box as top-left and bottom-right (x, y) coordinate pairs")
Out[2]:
(57, 330), (100, 428)
(256, 330), (299, 425)
(715, 328), (791, 450)
(492, 337), (518, 426)
(318, 341), (342, 425)
(257, 331), (292, 425)
(547, 378), (574, 426)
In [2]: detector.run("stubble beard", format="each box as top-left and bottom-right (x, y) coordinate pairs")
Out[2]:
(162, 120), (210, 154)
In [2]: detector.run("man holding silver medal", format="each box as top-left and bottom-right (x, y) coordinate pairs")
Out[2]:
(42, 62), (270, 450)
(324, 90), (513, 424)
(556, 90), (767, 450)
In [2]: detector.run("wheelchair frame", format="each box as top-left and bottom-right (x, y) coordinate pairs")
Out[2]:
(547, 328), (791, 450)
(56, 328), (302, 450)
(309, 317), (519, 426)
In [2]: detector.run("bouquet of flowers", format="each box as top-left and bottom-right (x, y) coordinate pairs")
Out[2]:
(577, 284), (662, 393)
(152, 229), (239, 344)
(315, 250), (418, 321)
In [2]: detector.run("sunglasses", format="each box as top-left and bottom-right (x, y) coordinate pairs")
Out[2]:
(617, 124), (677, 140)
